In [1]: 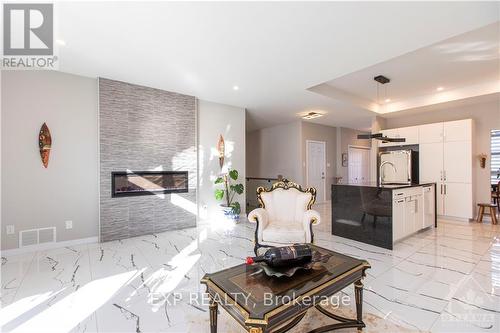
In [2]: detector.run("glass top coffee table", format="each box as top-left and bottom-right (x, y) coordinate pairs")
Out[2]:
(200, 245), (370, 333)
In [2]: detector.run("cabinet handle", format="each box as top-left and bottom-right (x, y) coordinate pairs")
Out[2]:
(440, 184), (443, 194)
(444, 184), (447, 195)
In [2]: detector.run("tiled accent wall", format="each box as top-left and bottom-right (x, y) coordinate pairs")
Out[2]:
(99, 78), (197, 242)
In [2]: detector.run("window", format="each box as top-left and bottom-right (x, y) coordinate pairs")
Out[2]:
(492, 130), (500, 184)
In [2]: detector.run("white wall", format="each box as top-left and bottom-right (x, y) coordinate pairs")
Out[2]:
(246, 121), (302, 183)
(1, 71), (99, 250)
(1, 72), (248, 250)
(198, 100), (246, 220)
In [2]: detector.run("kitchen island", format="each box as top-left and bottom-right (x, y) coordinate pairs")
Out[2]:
(331, 183), (436, 249)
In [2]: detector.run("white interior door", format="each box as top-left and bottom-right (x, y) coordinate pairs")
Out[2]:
(307, 141), (326, 202)
(348, 147), (370, 183)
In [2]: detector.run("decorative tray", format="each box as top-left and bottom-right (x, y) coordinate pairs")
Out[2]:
(256, 250), (331, 278)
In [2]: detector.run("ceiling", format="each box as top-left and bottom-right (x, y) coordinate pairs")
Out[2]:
(312, 22), (500, 115)
(54, 2), (500, 131)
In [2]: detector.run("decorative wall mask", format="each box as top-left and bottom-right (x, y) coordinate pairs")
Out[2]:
(217, 134), (225, 169)
(39, 122), (52, 168)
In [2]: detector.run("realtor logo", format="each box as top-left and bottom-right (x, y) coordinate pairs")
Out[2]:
(3, 3), (53, 55)
(2, 3), (57, 69)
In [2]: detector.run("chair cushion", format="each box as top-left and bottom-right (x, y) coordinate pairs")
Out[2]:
(262, 223), (306, 244)
(260, 188), (312, 225)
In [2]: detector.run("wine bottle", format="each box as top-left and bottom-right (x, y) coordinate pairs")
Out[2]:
(246, 245), (312, 268)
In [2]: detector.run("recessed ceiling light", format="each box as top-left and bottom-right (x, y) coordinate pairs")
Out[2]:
(385, 98), (391, 103)
(436, 86), (444, 91)
(232, 85), (239, 91)
(55, 39), (66, 46)
(301, 111), (325, 120)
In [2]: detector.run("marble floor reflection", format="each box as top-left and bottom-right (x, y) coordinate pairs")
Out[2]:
(1, 203), (500, 332)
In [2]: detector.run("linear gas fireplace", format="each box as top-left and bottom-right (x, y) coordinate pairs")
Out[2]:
(111, 171), (188, 198)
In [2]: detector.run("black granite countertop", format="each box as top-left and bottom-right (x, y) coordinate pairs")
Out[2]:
(332, 182), (436, 190)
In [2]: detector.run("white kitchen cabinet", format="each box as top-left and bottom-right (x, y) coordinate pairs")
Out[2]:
(404, 197), (415, 235)
(379, 129), (398, 147)
(382, 118), (473, 220)
(419, 123), (444, 144)
(416, 119), (473, 220)
(443, 182), (473, 219)
(414, 195), (424, 232)
(444, 119), (472, 142)
(392, 198), (406, 241)
(443, 141), (472, 183)
(423, 185), (435, 228)
(419, 143), (443, 183)
(436, 184), (445, 216)
(380, 126), (418, 147)
(392, 187), (428, 243)
(397, 126), (419, 145)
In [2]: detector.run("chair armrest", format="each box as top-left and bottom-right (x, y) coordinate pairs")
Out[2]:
(303, 210), (321, 226)
(248, 208), (269, 243)
(248, 208), (269, 226)
(303, 210), (321, 243)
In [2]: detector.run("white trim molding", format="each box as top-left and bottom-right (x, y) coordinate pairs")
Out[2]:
(1, 236), (98, 256)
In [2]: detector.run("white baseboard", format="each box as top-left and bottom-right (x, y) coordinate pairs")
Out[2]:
(437, 216), (472, 224)
(1, 236), (98, 256)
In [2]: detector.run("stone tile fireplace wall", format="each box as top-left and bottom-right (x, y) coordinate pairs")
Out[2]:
(99, 78), (197, 242)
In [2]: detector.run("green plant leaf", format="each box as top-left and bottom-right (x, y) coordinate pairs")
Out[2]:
(230, 202), (241, 215)
(233, 183), (244, 194)
(214, 189), (224, 200)
(229, 169), (238, 181)
(214, 177), (224, 184)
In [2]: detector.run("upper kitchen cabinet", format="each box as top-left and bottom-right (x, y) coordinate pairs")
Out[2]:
(398, 126), (419, 145)
(380, 126), (419, 147)
(379, 128), (398, 147)
(443, 119), (472, 142)
(419, 122), (444, 143)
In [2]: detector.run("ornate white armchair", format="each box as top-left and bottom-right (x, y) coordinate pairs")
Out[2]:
(248, 180), (321, 254)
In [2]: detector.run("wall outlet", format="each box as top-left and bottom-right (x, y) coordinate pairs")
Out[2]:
(6, 225), (15, 235)
(65, 220), (73, 229)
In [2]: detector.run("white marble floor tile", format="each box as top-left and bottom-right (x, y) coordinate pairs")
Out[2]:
(2, 206), (500, 332)
(1, 253), (35, 307)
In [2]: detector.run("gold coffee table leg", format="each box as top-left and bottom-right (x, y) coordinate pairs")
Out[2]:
(355, 280), (364, 331)
(209, 296), (218, 333)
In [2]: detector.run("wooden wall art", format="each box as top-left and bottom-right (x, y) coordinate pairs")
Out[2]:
(39, 122), (52, 168)
(217, 134), (225, 169)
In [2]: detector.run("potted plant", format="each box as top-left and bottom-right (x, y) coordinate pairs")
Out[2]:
(214, 169), (244, 220)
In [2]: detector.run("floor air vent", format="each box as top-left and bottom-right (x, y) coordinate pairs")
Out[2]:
(19, 227), (56, 248)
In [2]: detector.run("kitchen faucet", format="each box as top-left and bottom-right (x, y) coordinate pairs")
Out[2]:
(379, 160), (397, 185)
